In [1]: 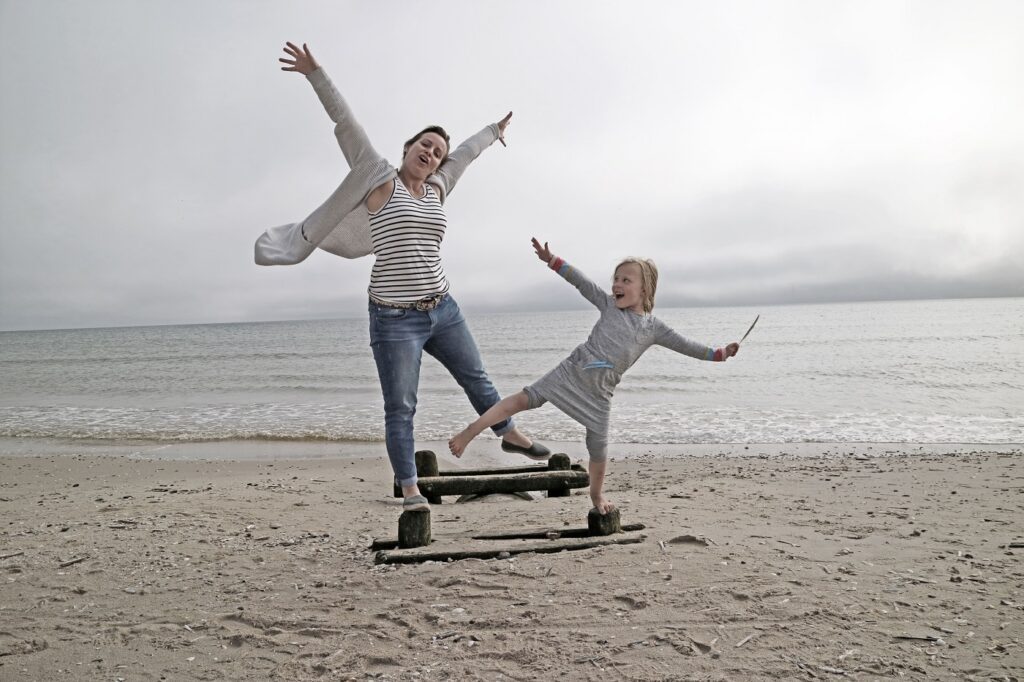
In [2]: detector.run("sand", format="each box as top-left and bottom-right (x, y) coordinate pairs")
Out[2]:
(1, 442), (1022, 681)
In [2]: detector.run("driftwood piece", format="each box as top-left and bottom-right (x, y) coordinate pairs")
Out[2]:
(588, 507), (622, 535)
(375, 533), (646, 565)
(456, 491), (535, 503)
(392, 456), (586, 498)
(398, 510), (431, 549)
(395, 469), (588, 498)
(430, 463), (586, 477)
(472, 522), (645, 541)
(372, 522), (646, 550)
(58, 556), (88, 568)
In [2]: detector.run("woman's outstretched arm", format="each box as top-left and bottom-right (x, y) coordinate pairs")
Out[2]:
(428, 112), (511, 202)
(279, 41), (320, 75)
(279, 41), (381, 169)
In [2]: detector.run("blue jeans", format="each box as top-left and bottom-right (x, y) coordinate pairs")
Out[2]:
(368, 295), (513, 487)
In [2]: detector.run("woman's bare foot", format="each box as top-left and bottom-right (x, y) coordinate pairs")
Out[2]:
(448, 429), (473, 457)
(590, 494), (615, 515)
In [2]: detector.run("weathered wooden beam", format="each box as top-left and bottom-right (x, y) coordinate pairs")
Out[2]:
(427, 462), (586, 477)
(471, 523), (645, 541)
(405, 469), (588, 497)
(393, 455), (586, 497)
(375, 533), (646, 565)
(372, 523), (645, 549)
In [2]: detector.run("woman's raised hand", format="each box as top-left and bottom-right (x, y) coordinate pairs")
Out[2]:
(279, 42), (319, 76)
(531, 237), (553, 263)
(496, 111), (512, 147)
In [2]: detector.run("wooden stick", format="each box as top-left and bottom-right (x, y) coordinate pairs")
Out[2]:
(375, 534), (645, 565)
(735, 634), (756, 647)
(58, 556), (88, 568)
(1, 551), (25, 560)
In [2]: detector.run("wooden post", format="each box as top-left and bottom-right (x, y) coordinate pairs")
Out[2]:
(547, 453), (572, 497)
(588, 507), (621, 535)
(415, 450), (442, 505)
(398, 509), (431, 548)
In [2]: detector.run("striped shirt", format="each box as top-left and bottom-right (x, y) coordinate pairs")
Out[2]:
(367, 179), (449, 303)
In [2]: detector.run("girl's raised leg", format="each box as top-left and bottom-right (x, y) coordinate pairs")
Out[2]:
(449, 391), (530, 456)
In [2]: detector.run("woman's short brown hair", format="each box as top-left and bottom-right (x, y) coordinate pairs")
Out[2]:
(615, 257), (659, 313)
(403, 126), (451, 164)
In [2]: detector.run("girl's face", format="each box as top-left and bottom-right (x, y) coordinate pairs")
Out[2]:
(612, 262), (645, 313)
(401, 132), (447, 179)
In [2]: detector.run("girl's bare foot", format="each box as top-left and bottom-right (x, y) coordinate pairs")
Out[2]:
(590, 494), (615, 515)
(448, 430), (472, 457)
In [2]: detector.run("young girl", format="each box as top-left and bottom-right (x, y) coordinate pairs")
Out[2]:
(449, 238), (740, 514)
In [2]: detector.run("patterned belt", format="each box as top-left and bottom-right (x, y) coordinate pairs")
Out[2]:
(370, 293), (447, 312)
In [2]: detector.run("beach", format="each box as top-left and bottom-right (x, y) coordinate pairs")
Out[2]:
(1, 442), (1021, 681)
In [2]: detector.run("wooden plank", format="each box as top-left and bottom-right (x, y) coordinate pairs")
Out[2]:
(392, 470), (589, 498)
(433, 463), (586, 477)
(371, 523), (646, 549)
(375, 534), (646, 565)
(471, 523), (645, 540)
(393, 463), (587, 496)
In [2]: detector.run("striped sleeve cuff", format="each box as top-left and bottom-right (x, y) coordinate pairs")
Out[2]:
(709, 347), (728, 362)
(548, 255), (569, 276)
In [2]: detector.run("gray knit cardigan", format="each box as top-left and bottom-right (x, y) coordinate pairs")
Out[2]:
(254, 68), (501, 265)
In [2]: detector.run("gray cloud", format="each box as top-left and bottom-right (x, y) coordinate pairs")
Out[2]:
(2, 1), (1023, 330)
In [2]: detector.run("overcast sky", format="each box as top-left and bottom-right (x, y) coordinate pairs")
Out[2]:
(1, 1), (1022, 331)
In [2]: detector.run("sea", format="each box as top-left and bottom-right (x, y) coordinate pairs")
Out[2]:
(1, 298), (1022, 457)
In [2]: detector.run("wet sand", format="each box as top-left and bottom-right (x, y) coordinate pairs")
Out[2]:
(1, 442), (1022, 681)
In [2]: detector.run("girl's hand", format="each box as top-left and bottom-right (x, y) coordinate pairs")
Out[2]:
(279, 42), (319, 76)
(726, 342), (740, 358)
(531, 237), (553, 263)
(496, 111), (512, 147)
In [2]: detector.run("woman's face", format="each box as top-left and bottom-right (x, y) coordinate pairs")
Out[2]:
(401, 132), (448, 178)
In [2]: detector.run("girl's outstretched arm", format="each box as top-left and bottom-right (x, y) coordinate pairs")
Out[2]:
(531, 238), (611, 311)
(655, 321), (740, 361)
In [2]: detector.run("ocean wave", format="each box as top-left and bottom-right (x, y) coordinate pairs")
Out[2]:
(2, 405), (1020, 445)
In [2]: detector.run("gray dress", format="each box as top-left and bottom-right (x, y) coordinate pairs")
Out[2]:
(524, 261), (721, 461)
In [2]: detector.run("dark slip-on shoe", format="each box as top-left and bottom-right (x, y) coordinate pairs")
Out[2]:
(501, 440), (552, 461)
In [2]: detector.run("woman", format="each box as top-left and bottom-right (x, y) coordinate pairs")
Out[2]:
(255, 42), (549, 511)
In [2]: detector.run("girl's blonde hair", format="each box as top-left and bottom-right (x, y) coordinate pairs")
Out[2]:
(615, 257), (659, 313)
